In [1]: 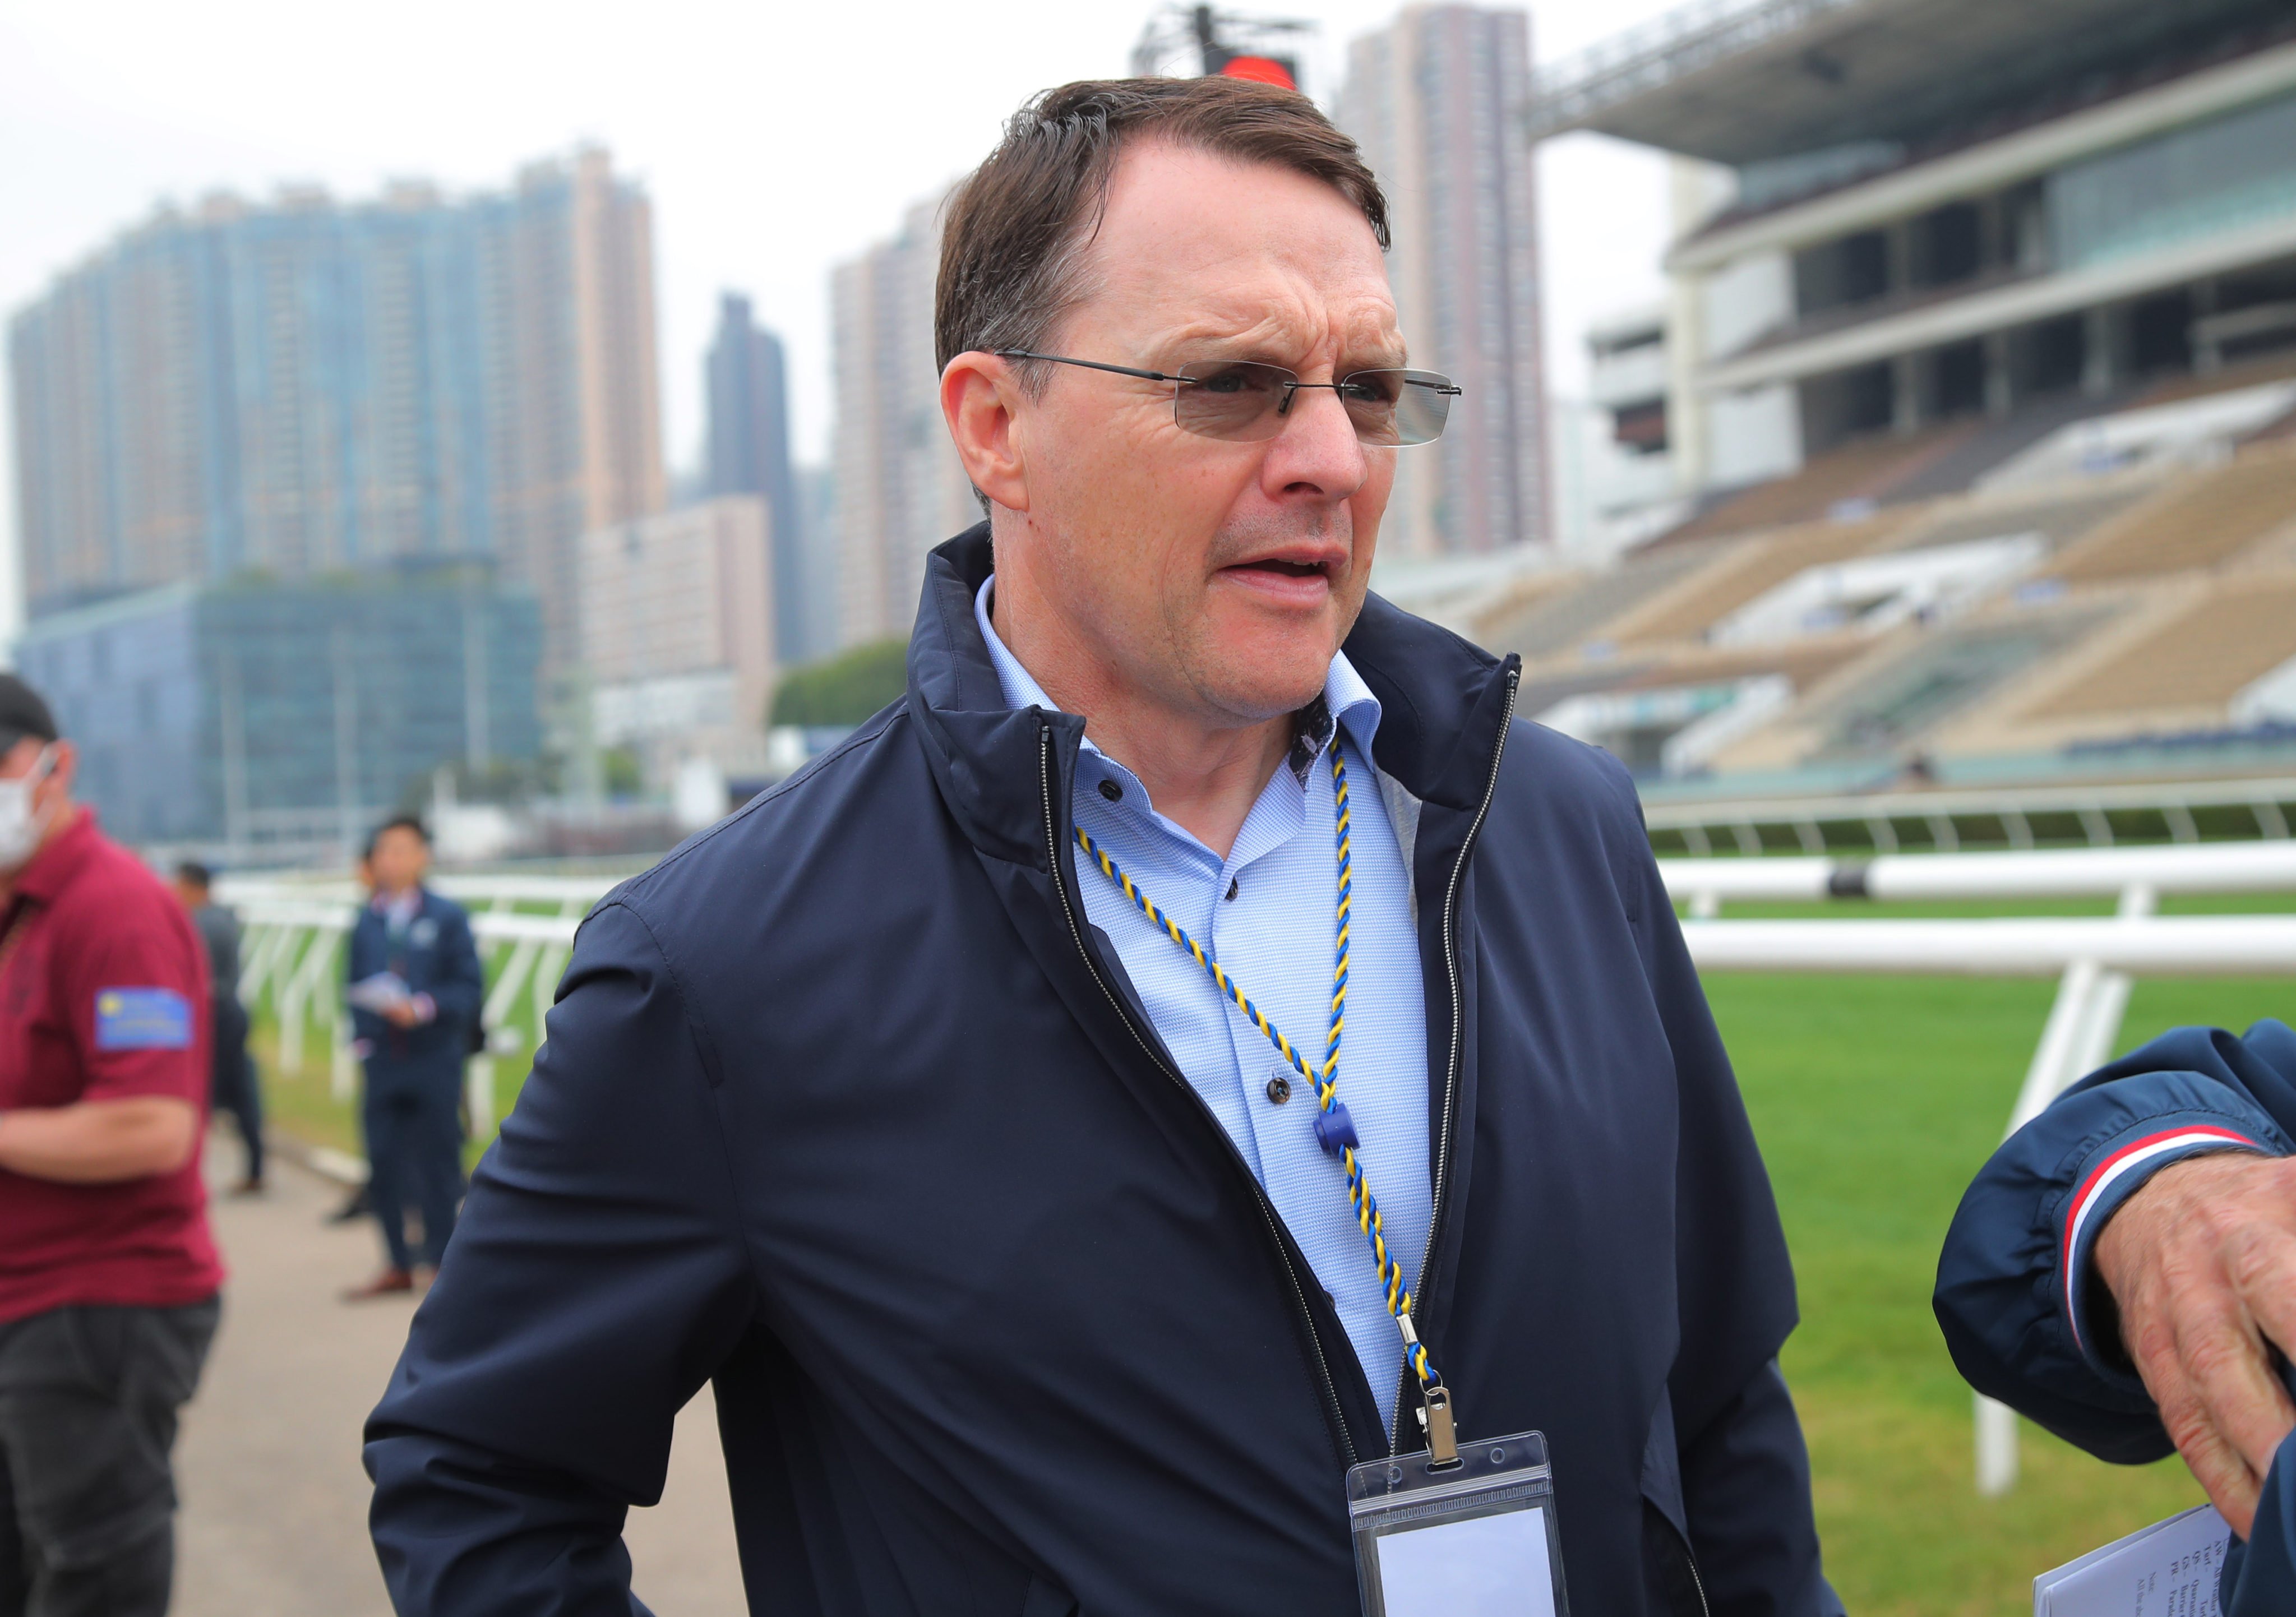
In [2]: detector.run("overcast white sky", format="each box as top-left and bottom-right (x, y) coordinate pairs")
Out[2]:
(0, 0), (1687, 638)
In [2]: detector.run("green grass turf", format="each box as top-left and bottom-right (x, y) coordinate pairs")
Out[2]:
(247, 894), (2290, 1609)
(1715, 966), (2293, 1615)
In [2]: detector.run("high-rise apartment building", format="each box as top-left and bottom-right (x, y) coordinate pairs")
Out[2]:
(1336, 6), (1552, 555)
(706, 293), (814, 660)
(830, 195), (976, 647)
(579, 496), (775, 785)
(13, 571), (542, 850)
(7, 146), (664, 671)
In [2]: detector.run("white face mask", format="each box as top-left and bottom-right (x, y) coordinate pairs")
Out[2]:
(0, 746), (59, 870)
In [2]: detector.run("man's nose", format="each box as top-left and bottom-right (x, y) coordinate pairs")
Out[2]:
(1260, 386), (1368, 500)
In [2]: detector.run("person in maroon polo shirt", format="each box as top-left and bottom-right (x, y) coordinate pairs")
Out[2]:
(0, 674), (221, 1617)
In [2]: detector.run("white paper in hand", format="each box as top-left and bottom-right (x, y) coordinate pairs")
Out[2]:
(2034, 1502), (2230, 1617)
(347, 972), (413, 1014)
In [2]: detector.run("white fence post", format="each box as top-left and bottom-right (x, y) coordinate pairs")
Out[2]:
(1975, 881), (2160, 1493)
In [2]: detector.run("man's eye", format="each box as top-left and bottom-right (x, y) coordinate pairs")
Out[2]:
(1200, 369), (1253, 394)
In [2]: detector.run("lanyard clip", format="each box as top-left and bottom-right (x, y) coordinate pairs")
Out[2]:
(1397, 1314), (1461, 1466)
(1420, 1384), (1460, 1468)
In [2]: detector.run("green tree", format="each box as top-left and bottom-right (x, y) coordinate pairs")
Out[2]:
(769, 639), (909, 727)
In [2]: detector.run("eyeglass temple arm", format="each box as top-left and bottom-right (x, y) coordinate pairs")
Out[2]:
(997, 349), (1461, 400)
(994, 350), (1196, 387)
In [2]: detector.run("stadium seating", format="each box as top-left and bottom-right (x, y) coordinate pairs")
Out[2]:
(1885, 484), (2145, 555)
(1610, 511), (1912, 645)
(1478, 537), (1735, 658)
(1487, 359), (2296, 780)
(2051, 444), (2296, 582)
(2024, 574), (2296, 719)
(1658, 424), (1971, 543)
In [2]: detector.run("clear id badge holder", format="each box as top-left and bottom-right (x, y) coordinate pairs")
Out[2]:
(1346, 1423), (1570, 1617)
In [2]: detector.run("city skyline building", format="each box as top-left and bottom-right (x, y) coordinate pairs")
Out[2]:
(829, 193), (976, 648)
(1336, 4), (1553, 556)
(12, 567), (541, 851)
(7, 146), (665, 674)
(579, 496), (775, 788)
(706, 293), (815, 661)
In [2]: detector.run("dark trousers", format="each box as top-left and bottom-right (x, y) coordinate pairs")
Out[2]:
(363, 1066), (464, 1272)
(207, 999), (262, 1185)
(0, 1297), (219, 1617)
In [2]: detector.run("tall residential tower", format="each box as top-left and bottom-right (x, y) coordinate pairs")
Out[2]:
(705, 293), (818, 661)
(1336, 4), (1552, 556)
(829, 195), (976, 648)
(7, 146), (665, 671)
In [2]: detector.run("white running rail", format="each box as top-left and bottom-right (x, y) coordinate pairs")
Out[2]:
(1672, 838), (2296, 1497)
(223, 845), (2294, 1495)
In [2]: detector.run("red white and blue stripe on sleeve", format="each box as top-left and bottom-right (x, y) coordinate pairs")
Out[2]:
(2061, 1125), (2269, 1356)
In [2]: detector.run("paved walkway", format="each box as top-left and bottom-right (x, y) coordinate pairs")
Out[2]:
(174, 1135), (746, 1615)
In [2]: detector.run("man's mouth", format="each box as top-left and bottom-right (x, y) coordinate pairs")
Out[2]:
(1234, 557), (1330, 579)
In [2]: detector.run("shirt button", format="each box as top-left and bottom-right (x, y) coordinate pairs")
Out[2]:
(1097, 779), (1122, 802)
(1265, 1073), (1292, 1105)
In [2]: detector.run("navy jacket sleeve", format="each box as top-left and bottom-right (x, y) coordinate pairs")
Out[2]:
(364, 899), (759, 1614)
(422, 898), (485, 1033)
(347, 911), (385, 1049)
(2229, 1442), (2296, 1614)
(1613, 759), (1844, 1617)
(1934, 1020), (2296, 1462)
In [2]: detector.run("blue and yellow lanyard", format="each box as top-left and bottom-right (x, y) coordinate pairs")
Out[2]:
(1076, 744), (1452, 1437)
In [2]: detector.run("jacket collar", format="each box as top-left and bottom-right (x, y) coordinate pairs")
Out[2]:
(904, 525), (1518, 864)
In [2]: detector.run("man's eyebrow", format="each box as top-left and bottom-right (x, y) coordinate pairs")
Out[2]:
(1348, 341), (1410, 369)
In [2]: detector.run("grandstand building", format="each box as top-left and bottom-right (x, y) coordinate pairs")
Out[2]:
(1492, 0), (2296, 795)
(1536, 0), (2296, 495)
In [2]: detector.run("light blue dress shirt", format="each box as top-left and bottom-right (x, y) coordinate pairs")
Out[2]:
(976, 578), (1431, 1430)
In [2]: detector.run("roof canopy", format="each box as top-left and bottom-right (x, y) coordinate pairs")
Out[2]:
(1529, 0), (2286, 167)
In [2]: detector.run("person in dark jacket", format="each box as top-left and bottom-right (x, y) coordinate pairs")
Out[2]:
(343, 816), (482, 1300)
(1935, 1018), (2296, 1615)
(173, 861), (262, 1194)
(366, 77), (1838, 1617)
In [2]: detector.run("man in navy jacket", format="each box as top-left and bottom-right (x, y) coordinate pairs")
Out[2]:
(1936, 1019), (2296, 1614)
(344, 815), (483, 1298)
(366, 78), (1837, 1616)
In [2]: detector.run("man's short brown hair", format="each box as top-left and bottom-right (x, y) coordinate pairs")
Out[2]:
(934, 77), (1390, 384)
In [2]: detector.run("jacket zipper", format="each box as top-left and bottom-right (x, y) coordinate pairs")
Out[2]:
(1389, 662), (1522, 1457)
(1036, 722), (1359, 1468)
(1685, 1537), (1711, 1617)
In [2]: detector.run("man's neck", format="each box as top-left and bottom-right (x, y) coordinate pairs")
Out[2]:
(993, 586), (1293, 861)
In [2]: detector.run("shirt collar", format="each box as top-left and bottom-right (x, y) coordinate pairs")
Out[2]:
(10, 808), (100, 906)
(372, 887), (424, 924)
(973, 575), (1381, 777)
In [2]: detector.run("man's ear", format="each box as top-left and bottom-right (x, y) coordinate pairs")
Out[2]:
(43, 741), (76, 808)
(940, 353), (1030, 515)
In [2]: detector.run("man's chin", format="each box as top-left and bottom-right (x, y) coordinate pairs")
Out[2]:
(1193, 660), (1334, 726)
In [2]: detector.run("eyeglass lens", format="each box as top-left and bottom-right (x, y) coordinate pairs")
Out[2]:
(1172, 361), (1456, 447)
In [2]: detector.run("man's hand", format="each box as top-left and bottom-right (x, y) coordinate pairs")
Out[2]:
(2096, 1152), (2296, 1536)
(385, 999), (423, 1027)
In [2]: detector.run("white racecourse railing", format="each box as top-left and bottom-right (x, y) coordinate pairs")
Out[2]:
(220, 846), (2294, 1496)
(1667, 838), (2296, 1496)
(224, 883), (590, 1144)
(1643, 775), (2296, 856)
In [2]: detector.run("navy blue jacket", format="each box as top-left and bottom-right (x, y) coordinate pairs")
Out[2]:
(1935, 1018), (2296, 1615)
(347, 888), (484, 1081)
(366, 527), (1837, 1617)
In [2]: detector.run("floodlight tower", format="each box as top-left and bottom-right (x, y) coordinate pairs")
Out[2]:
(1130, 3), (1316, 91)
